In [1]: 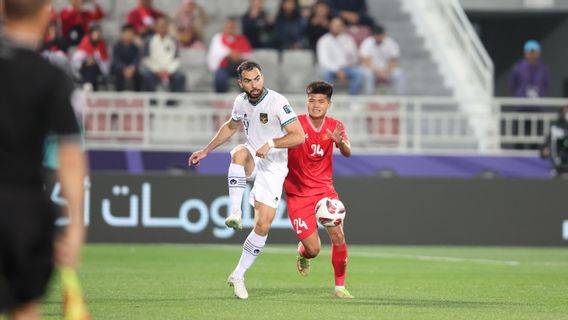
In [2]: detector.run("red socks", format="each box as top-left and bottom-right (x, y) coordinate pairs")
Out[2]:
(331, 243), (348, 286)
(298, 243), (308, 258)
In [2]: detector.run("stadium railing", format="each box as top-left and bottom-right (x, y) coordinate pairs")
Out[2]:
(79, 92), (566, 153)
(415, 0), (494, 98)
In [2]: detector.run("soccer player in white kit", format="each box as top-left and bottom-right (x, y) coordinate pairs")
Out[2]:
(188, 61), (305, 299)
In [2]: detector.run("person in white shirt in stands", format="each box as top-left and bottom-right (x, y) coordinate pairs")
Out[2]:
(141, 16), (186, 92)
(359, 24), (404, 95)
(317, 17), (372, 95)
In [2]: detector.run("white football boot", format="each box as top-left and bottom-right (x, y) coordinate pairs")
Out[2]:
(225, 212), (243, 230)
(227, 273), (249, 299)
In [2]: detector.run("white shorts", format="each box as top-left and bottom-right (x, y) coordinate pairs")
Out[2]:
(242, 144), (287, 209)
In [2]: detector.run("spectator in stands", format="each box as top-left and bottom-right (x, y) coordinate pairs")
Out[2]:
(60, 0), (104, 46)
(511, 40), (550, 98)
(112, 24), (142, 91)
(175, 0), (208, 49)
(327, 0), (374, 27)
(306, 0), (331, 51)
(274, 0), (306, 50)
(359, 24), (404, 95)
(299, 0), (317, 17)
(242, 0), (275, 49)
(72, 25), (109, 91)
(317, 17), (370, 95)
(207, 17), (252, 92)
(127, 0), (165, 38)
(141, 17), (186, 92)
(41, 22), (72, 75)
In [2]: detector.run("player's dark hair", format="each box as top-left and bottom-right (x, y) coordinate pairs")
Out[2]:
(306, 80), (333, 100)
(372, 24), (385, 35)
(226, 15), (240, 23)
(90, 25), (102, 33)
(237, 61), (262, 78)
(121, 24), (136, 32)
(3, 0), (49, 20)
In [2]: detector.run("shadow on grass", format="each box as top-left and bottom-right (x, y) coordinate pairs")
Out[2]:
(374, 298), (527, 308)
(193, 286), (528, 309)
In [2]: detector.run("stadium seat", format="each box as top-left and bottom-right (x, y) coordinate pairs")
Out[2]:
(217, 0), (250, 18)
(251, 49), (281, 91)
(100, 19), (121, 46)
(179, 49), (211, 92)
(280, 50), (317, 93)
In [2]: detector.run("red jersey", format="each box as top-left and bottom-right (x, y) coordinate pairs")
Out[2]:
(127, 5), (165, 34)
(285, 114), (348, 197)
(59, 5), (104, 38)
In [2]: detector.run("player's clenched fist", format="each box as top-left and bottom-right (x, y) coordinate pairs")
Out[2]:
(188, 149), (208, 166)
(255, 143), (270, 159)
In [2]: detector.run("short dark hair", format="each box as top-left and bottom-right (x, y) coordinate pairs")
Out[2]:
(237, 61), (262, 78)
(306, 80), (333, 100)
(90, 25), (102, 33)
(372, 24), (385, 35)
(227, 15), (240, 23)
(4, 0), (49, 20)
(121, 24), (136, 32)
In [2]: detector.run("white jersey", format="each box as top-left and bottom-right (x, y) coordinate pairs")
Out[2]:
(231, 88), (298, 175)
(359, 36), (400, 70)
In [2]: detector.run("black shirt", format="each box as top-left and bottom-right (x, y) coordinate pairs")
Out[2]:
(242, 10), (274, 49)
(112, 40), (140, 73)
(0, 36), (80, 188)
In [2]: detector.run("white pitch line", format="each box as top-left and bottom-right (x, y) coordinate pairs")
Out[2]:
(260, 247), (521, 266)
(191, 244), (568, 267)
(352, 251), (522, 266)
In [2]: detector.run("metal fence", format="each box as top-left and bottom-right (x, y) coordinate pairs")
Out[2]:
(80, 92), (567, 153)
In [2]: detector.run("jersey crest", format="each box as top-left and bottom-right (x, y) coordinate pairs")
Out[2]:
(260, 112), (268, 124)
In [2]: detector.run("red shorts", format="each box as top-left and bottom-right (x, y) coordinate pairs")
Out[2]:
(286, 190), (338, 241)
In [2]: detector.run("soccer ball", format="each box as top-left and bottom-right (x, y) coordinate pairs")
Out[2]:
(315, 198), (346, 227)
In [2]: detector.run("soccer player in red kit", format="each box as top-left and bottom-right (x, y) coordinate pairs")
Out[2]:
(284, 80), (353, 298)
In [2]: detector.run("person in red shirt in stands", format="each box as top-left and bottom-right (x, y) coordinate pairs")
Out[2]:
(207, 16), (252, 92)
(72, 26), (110, 91)
(127, 0), (165, 38)
(59, 0), (104, 46)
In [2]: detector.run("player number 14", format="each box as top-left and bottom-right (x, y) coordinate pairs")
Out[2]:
(293, 217), (308, 234)
(310, 144), (324, 157)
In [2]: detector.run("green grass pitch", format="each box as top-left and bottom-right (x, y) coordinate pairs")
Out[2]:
(42, 244), (568, 320)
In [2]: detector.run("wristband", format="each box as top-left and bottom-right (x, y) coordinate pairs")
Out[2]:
(267, 139), (275, 149)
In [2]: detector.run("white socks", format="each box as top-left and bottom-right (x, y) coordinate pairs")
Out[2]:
(229, 164), (266, 279)
(228, 163), (246, 215)
(232, 231), (268, 279)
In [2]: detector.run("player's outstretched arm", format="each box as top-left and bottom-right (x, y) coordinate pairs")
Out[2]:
(256, 120), (305, 158)
(188, 118), (240, 166)
(55, 142), (88, 268)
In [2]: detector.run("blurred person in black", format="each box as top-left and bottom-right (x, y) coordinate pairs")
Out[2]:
(274, 0), (306, 50)
(242, 0), (274, 49)
(327, 0), (374, 27)
(0, 0), (87, 319)
(112, 24), (142, 91)
(306, 0), (331, 51)
(540, 106), (568, 176)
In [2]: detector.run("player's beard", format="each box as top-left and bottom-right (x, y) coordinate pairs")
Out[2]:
(246, 87), (264, 101)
